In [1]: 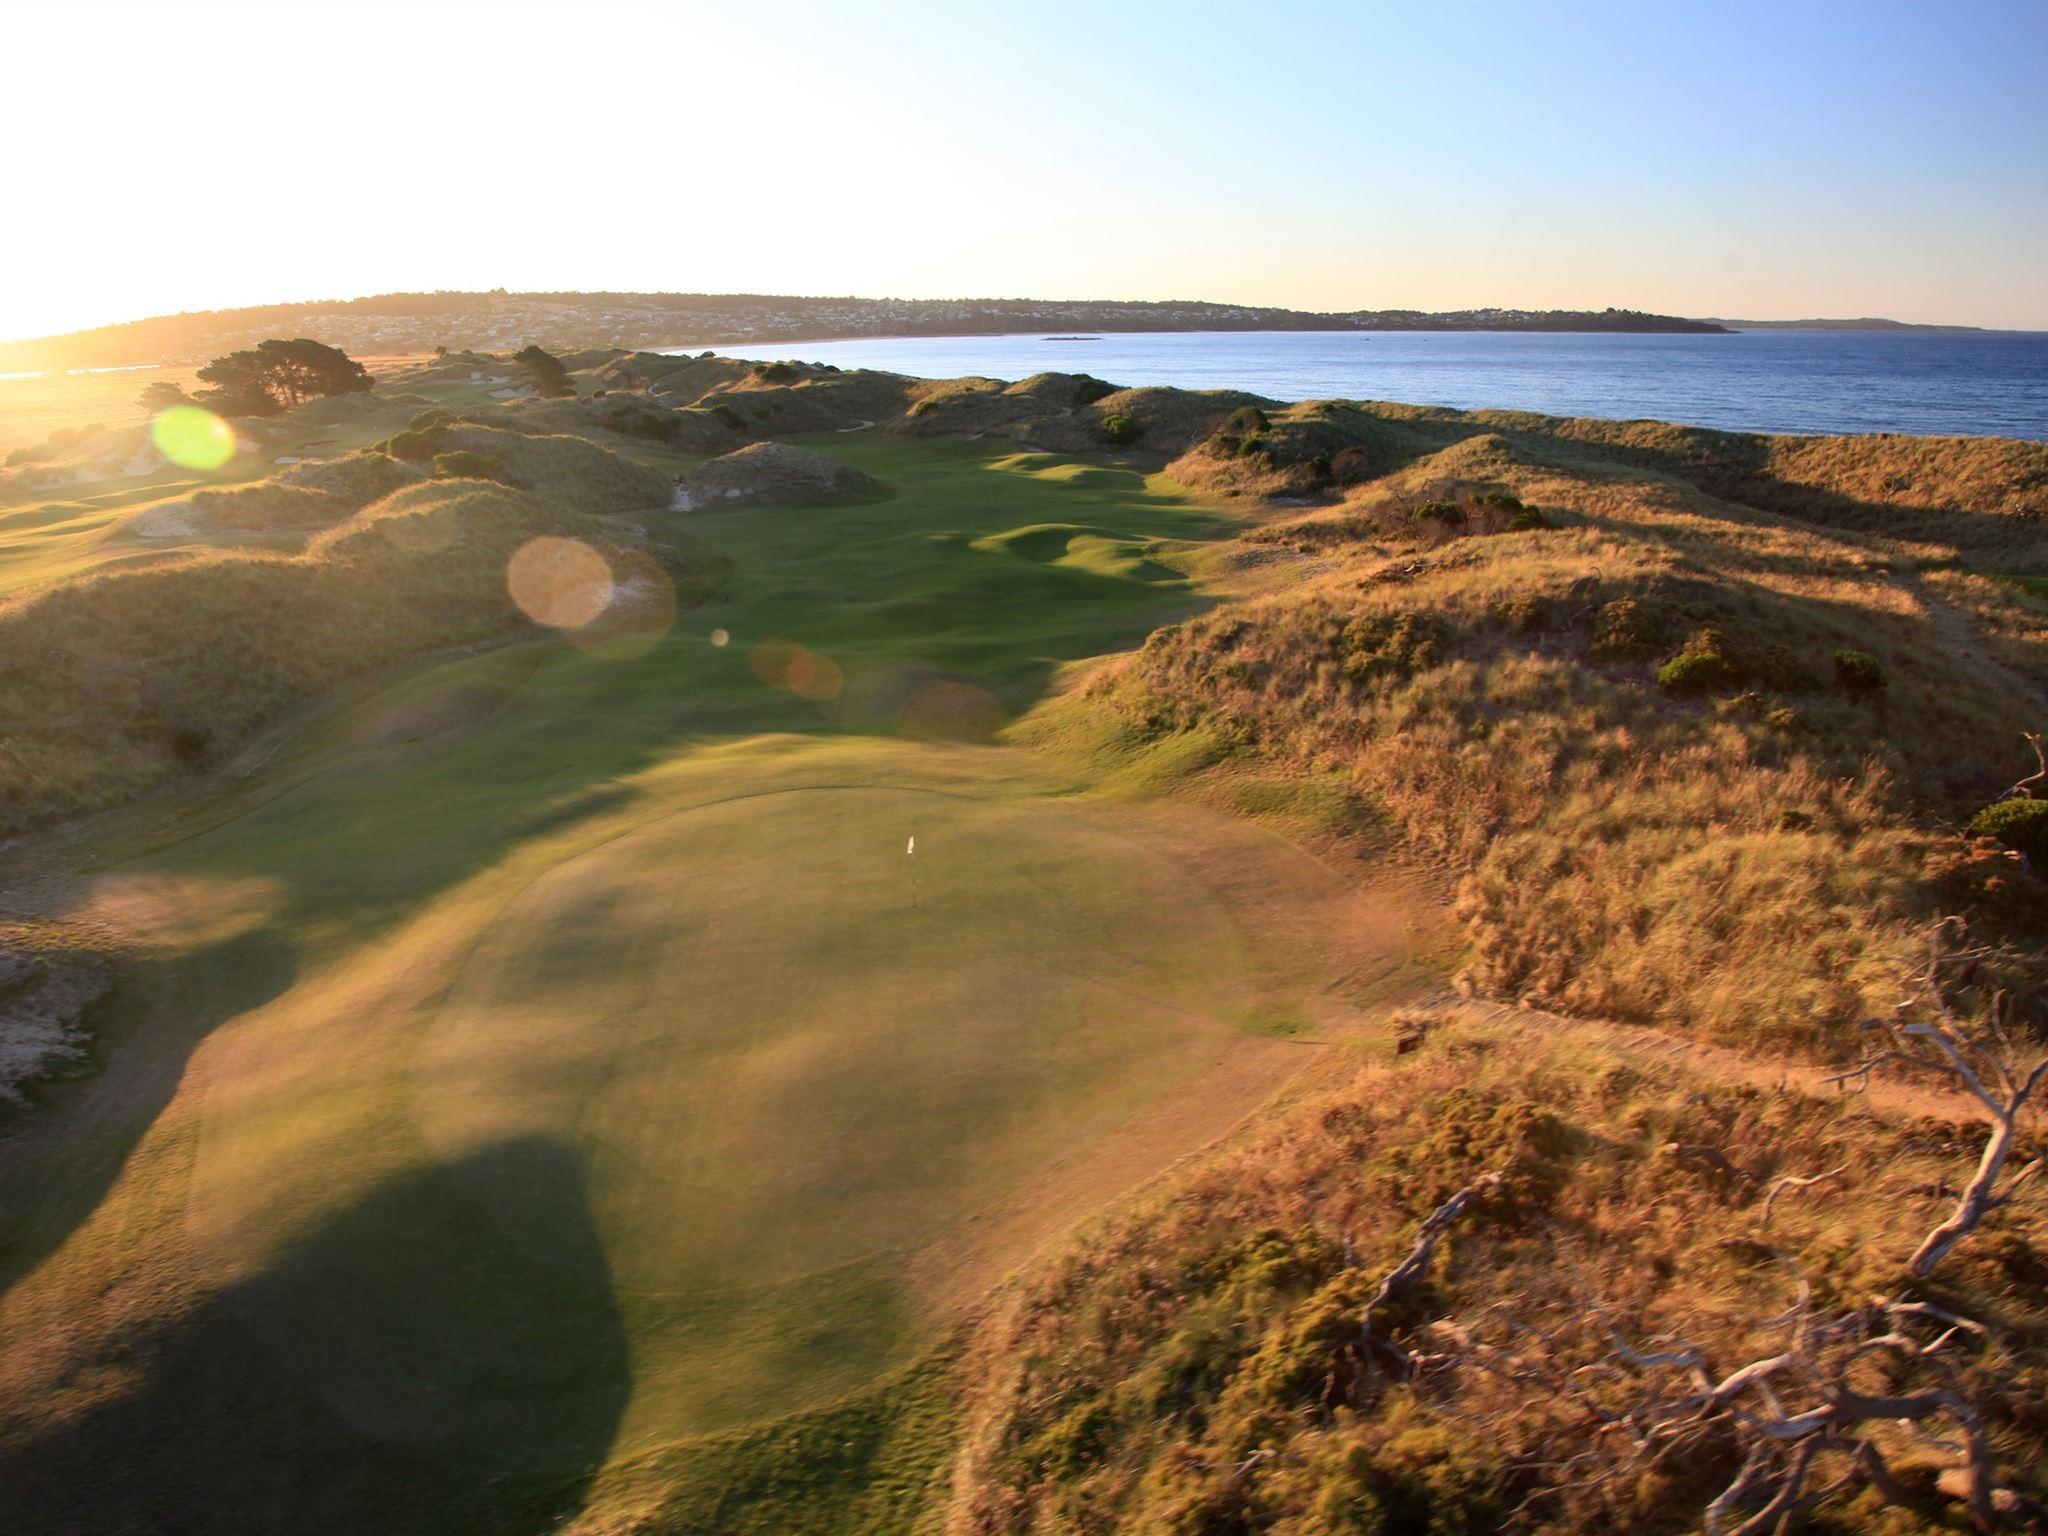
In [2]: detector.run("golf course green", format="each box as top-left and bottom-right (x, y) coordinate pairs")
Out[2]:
(0, 432), (1437, 1533)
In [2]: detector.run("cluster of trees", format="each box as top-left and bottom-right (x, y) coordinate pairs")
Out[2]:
(513, 344), (573, 398)
(140, 338), (374, 418)
(137, 339), (585, 420)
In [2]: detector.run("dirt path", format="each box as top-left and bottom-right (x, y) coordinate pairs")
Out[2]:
(1447, 994), (2025, 1129)
(1896, 566), (2048, 721)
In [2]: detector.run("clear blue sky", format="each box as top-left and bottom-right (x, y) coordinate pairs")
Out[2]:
(7, 0), (2046, 337)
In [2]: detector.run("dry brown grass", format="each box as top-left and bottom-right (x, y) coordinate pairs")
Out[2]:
(1068, 434), (2048, 1051)
(947, 1008), (2048, 1536)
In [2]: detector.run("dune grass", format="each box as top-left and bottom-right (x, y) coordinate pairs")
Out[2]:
(946, 1004), (2048, 1536)
(0, 473), (724, 833)
(1051, 423), (2048, 1052)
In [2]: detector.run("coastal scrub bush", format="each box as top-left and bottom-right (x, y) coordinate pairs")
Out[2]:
(1833, 648), (1888, 698)
(409, 408), (454, 431)
(1224, 406), (1269, 434)
(432, 450), (510, 482)
(382, 426), (448, 462)
(1589, 597), (1671, 660)
(1968, 798), (2048, 862)
(1657, 649), (1745, 695)
(1411, 499), (1466, 526)
(1506, 505), (1550, 531)
(1338, 612), (1447, 685)
(1099, 413), (1141, 446)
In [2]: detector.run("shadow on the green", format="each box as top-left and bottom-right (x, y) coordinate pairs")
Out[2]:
(0, 1136), (628, 1536)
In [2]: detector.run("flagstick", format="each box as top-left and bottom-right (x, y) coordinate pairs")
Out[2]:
(907, 833), (919, 910)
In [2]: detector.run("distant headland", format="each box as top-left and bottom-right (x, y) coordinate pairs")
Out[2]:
(0, 291), (1989, 373)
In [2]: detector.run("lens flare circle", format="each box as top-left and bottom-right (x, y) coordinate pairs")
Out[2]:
(150, 405), (236, 470)
(506, 537), (614, 630)
(748, 638), (844, 701)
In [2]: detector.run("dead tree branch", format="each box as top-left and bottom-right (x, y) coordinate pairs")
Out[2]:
(2001, 730), (2046, 802)
(1355, 1169), (1504, 1374)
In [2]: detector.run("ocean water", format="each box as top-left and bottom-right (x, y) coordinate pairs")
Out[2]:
(692, 328), (2048, 440)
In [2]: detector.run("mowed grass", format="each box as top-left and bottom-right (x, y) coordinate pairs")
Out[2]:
(0, 435), (1421, 1534)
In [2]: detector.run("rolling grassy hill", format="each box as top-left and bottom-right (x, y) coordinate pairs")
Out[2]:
(0, 350), (2042, 1534)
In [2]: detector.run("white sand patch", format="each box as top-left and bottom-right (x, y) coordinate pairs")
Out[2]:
(0, 943), (109, 1105)
(133, 501), (201, 540)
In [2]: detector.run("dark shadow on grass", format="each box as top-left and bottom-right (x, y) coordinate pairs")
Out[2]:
(0, 1137), (627, 1536)
(0, 925), (299, 1295)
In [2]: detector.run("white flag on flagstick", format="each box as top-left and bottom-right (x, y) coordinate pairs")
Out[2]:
(907, 835), (916, 856)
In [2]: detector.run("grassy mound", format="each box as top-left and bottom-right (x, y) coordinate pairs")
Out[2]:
(0, 479), (726, 831)
(190, 450), (423, 532)
(469, 395), (748, 455)
(1053, 431), (2048, 1050)
(897, 377), (1268, 456)
(377, 421), (677, 513)
(676, 442), (888, 509)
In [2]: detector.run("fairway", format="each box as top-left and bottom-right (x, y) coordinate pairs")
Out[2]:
(0, 429), (1442, 1533)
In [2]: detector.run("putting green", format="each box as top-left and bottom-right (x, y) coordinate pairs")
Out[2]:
(417, 786), (1252, 1296)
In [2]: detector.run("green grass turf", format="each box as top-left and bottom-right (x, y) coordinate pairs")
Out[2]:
(0, 434), (1413, 1534)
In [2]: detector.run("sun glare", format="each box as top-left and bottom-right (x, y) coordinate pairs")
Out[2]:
(506, 537), (614, 630)
(149, 405), (236, 470)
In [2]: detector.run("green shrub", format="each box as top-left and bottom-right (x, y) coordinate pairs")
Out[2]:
(1506, 505), (1550, 532)
(1494, 594), (1554, 634)
(1100, 413), (1141, 446)
(1832, 648), (1887, 698)
(1224, 406), (1269, 434)
(1967, 798), (2048, 862)
(1306, 454), (1332, 481)
(432, 450), (510, 482)
(1657, 649), (1745, 695)
(1411, 499), (1465, 526)
(409, 408), (454, 431)
(1589, 597), (1672, 661)
(1338, 612), (1447, 684)
(708, 403), (744, 430)
(751, 361), (799, 383)
(383, 427), (448, 462)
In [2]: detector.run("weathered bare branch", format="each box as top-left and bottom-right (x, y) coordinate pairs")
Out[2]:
(1356, 1169), (1504, 1370)
(1907, 1051), (2047, 1278)
(1758, 1163), (1849, 1230)
(2002, 729), (2046, 802)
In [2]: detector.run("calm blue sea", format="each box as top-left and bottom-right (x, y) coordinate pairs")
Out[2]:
(692, 329), (2048, 440)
